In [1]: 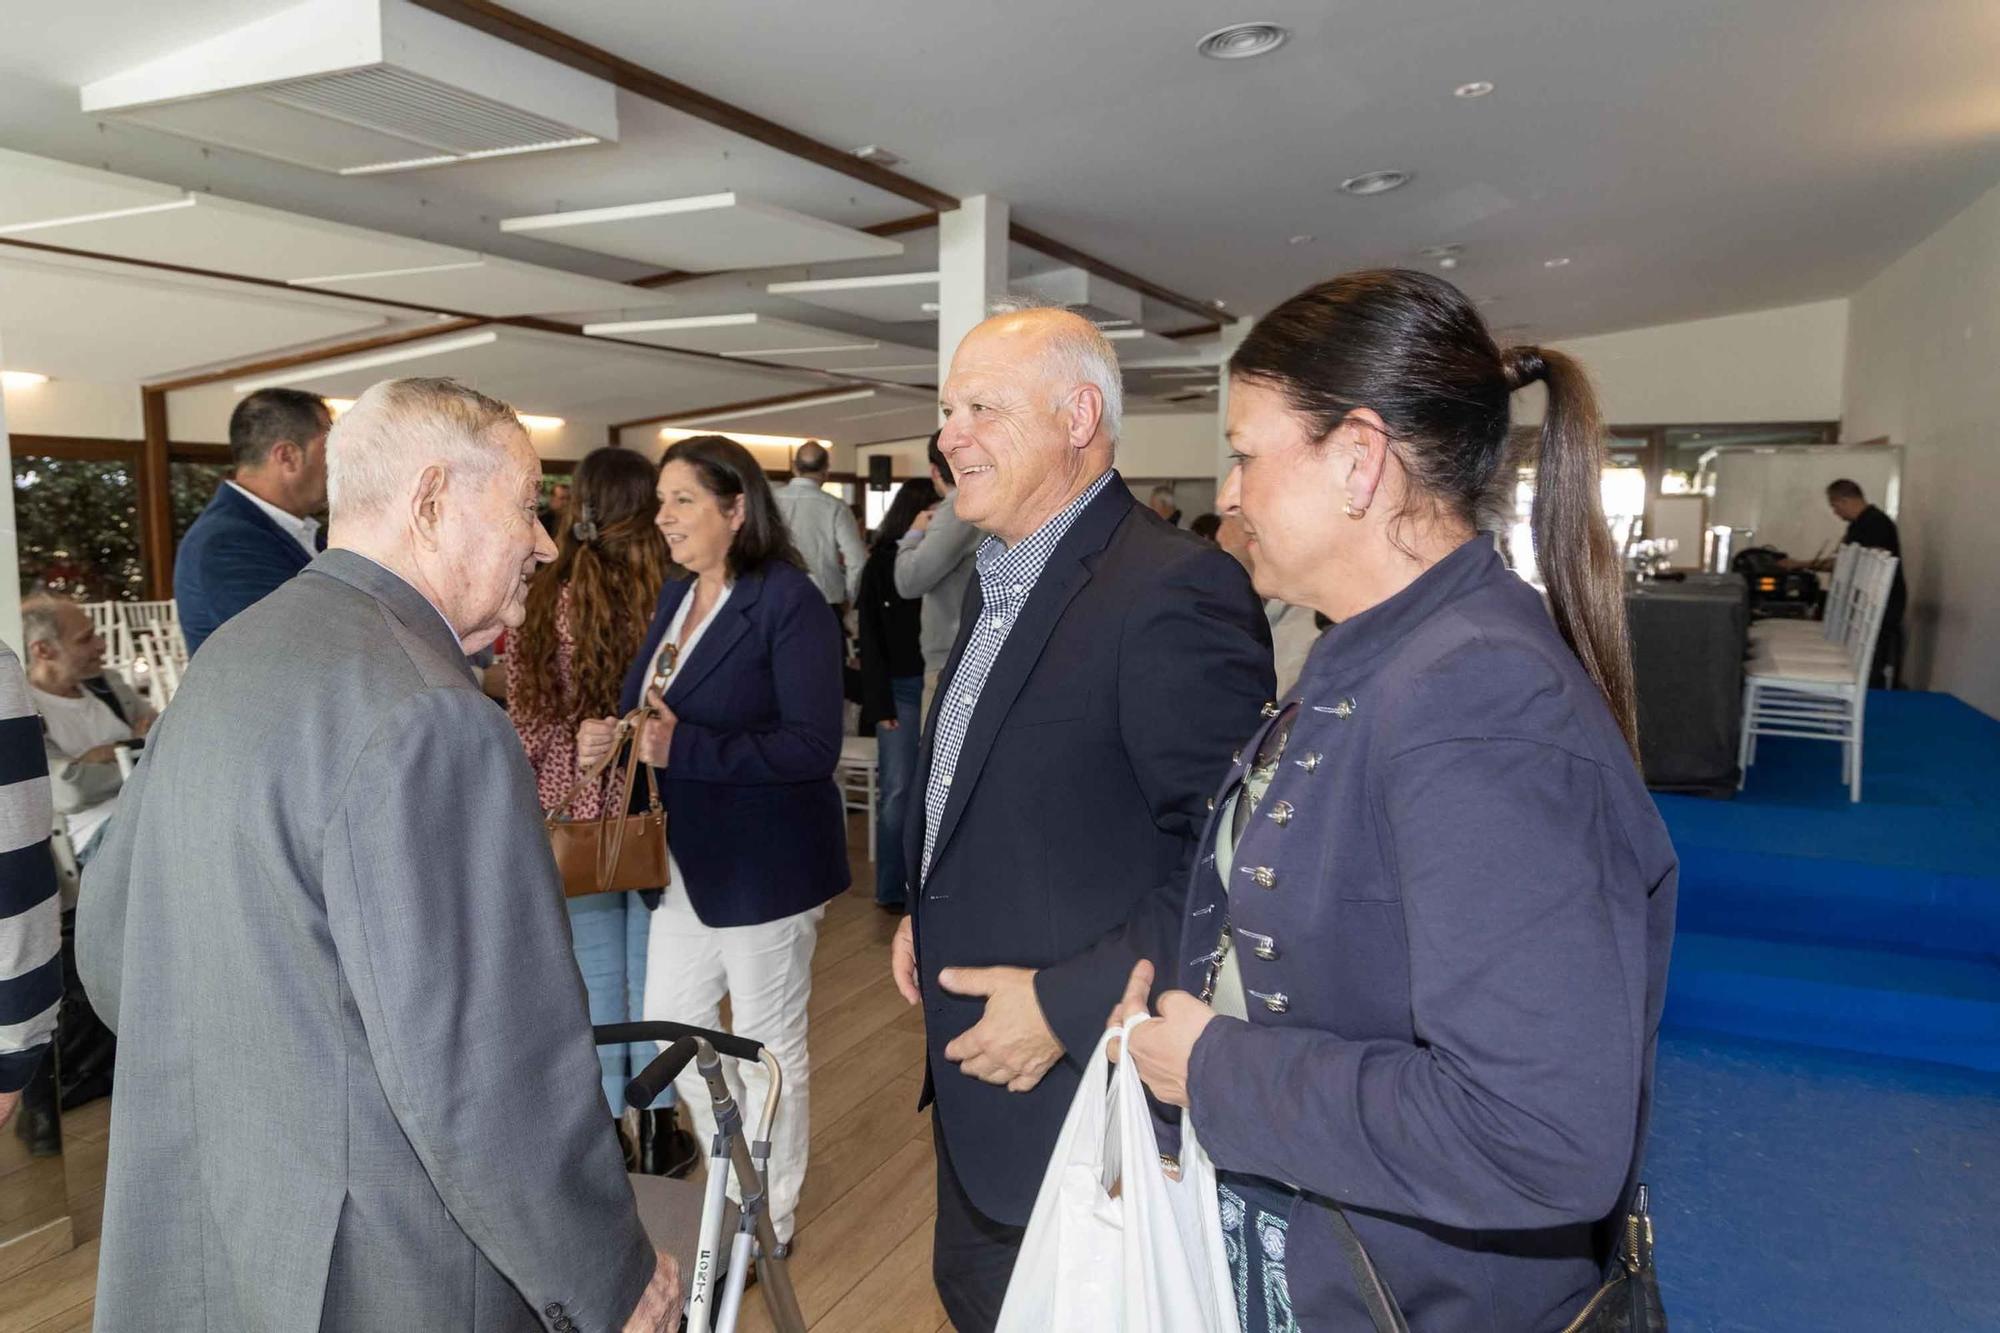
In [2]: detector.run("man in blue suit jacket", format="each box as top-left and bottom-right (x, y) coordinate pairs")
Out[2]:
(888, 307), (1273, 1329)
(175, 388), (332, 655)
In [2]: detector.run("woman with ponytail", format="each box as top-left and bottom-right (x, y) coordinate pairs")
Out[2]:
(1110, 270), (1677, 1330)
(506, 446), (695, 1175)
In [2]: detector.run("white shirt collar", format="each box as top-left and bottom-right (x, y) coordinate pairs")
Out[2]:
(228, 481), (320, 555)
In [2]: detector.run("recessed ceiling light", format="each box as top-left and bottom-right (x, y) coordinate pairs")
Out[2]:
(1196, 22), (1290, 60)
(920, 300), (941, 314)
(1340, 170), (1412, 196)
(852, 144), (904, 167)
(1543, 256), (1572, 268)
(1, 370), (50, 389)
(1288, 234), (1315, 246)
(1454, 81), (1495, 99)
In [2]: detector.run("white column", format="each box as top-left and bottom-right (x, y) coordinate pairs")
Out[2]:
(1213, 319), (1251, 491)
(936, 195), (1010, 390)
(0, 333), (20, 651)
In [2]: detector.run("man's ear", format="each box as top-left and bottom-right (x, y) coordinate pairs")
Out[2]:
(1065, 384), (1105, 449)
(410, 464), (448, 548)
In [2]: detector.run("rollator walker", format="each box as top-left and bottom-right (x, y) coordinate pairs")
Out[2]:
(594, 1021), (808, 1333)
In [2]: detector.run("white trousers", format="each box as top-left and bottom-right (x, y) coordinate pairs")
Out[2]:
(643, 889), (822, 1241)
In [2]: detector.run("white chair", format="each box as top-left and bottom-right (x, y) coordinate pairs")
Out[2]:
(80, 600), (131, 675)
(836, 735), (880, 863)
(1738, 547), (1898, 802)
(1749, 543), (1857, 653)
(136, 632), (183, 709)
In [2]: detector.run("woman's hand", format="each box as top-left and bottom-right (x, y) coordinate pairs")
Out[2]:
(633, 690), (678, 767)
(1106, 959), (1217, 1109)
(575, 716), (621, 773)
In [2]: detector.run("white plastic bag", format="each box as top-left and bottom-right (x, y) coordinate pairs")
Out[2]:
(995, 1014), (1241, 1333)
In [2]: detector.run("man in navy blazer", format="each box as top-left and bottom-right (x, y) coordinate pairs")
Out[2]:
(888, 306), (1273, 1328)
(175, 388), (332, 655)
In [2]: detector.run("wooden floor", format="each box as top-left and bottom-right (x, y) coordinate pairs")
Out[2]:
(0, 818), (951, 1332)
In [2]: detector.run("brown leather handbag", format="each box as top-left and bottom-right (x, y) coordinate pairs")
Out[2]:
(545, 710), (670, 897)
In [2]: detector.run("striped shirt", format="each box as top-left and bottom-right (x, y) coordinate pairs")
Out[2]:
(0, 641), (60, 1094)
(920, 470), (1115, 883)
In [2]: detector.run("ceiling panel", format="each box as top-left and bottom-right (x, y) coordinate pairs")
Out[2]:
(765, 270), (938, 324)
(746, 339), (934, 374)
(177, 324), (821, 425)
(292, 253), (661, 318)
(583, 312), (882, 357)
(500, 192), (905, 272)
(663, 385), (937, 448)
(0, 249), (391, 382)
(9, 190), (473, 283)
(0, 146), (185, 232)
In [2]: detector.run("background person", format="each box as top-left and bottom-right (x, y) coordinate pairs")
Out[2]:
(506, 445), (695, 1176)
(894, 430), (984, 721)
(1112, 270), (1678, 1332)
(772, 439), (867, 611)
(578, 434), (848, 1256)
(79, 377), (680, 1332)
(22, 597), (153, 867)
(1786, 478), (1905, 687)
(855, 476), (940, 912)
(885, 305), (1270, 1329)
(175, 387), (332, 655)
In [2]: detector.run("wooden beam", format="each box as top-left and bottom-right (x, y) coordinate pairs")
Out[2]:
(1007, 224), (1227, 326)
(7, 434), (141, 462)
(140, 389), (173, 599)
(626, 210), (940, 289)
(148, 319), (489, 393)
(406, 0), (960, 212)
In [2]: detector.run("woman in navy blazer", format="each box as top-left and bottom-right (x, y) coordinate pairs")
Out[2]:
(1113, 272), (1677, 1332)
(577, 434), (847, 1251)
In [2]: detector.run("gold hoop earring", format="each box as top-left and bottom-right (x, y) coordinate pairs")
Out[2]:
(1344, 501), (1367, 520)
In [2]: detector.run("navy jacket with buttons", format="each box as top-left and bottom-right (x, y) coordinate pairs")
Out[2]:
(174, 483), (317, 656)
(909, 479), (1273, 1225)
(619, 560), (849, 928)
(1151, 537), (1678, 1332)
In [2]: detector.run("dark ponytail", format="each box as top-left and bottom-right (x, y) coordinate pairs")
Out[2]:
(1503, 345), (1638, 754)
(1231, 269), (1638, 756)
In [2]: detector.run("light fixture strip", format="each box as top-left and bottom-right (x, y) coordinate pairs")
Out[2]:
(0, 195), (197, 237)
(670, 389), (876, 427)
(233, 329), (502, 393)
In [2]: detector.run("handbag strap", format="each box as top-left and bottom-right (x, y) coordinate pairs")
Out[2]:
(595, 736), (663, 884)
(544, 709), (648, 827)
(1327, 1205), (1412, 1333)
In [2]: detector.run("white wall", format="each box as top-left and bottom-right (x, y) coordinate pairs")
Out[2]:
(3, 379), (142, 440)
(1517, 299), (1851, 426)
(1842, 177), (2000, 715)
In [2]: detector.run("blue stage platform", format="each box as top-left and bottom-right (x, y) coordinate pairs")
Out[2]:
(1646, 691), (2000, 1330)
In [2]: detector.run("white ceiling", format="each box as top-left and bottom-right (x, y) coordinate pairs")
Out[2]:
(0, 248), (399, 382)
(0, 0), (1996, 446)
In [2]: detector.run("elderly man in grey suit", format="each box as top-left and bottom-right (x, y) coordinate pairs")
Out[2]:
(77, 378), (680, 1333)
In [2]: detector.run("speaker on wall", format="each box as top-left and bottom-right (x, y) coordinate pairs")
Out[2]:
(868, 454), (894, 492)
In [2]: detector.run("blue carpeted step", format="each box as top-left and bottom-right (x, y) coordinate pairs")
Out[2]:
(1665, 933), (2000, 1073)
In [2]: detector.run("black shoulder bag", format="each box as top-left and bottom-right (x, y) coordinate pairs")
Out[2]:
(1328, 1184), (1667, 1333)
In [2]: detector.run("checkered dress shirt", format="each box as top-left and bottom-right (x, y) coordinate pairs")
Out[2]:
(919, 470), (1116, 884)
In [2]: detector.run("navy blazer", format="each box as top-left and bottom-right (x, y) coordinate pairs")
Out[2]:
(1157, 537), (1679, 1332)
(175, 484), (315, 655)
(619, 561), (849, 929)
(909, 477), (1273, 1225)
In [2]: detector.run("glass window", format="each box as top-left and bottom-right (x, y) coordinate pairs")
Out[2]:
(864, 481), (905, 533)
(12, 454), (146, 601)
(170, 459), (234, 544)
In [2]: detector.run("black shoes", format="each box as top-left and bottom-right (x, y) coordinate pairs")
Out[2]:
(637, 1106), (702, 1179)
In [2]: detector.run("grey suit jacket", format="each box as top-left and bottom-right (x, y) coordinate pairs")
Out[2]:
(77, 551), (655, 1333)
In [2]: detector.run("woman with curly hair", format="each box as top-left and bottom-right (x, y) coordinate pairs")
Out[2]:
(506, 445), (693, 1173)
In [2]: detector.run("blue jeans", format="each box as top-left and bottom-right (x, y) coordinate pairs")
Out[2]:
(566, 892), (667, 1113)
(874, 675), (925, 905)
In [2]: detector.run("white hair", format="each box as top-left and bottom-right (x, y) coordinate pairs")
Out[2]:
(984, 297), (1125, 443)
(20, 597), (66, 649)
(326, 377), (525, 520)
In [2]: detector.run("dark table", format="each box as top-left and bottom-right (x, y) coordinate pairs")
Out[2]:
(1625, 572), (1748, 797)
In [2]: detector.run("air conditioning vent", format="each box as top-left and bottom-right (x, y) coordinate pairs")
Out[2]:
(81, 0), (617, 175)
